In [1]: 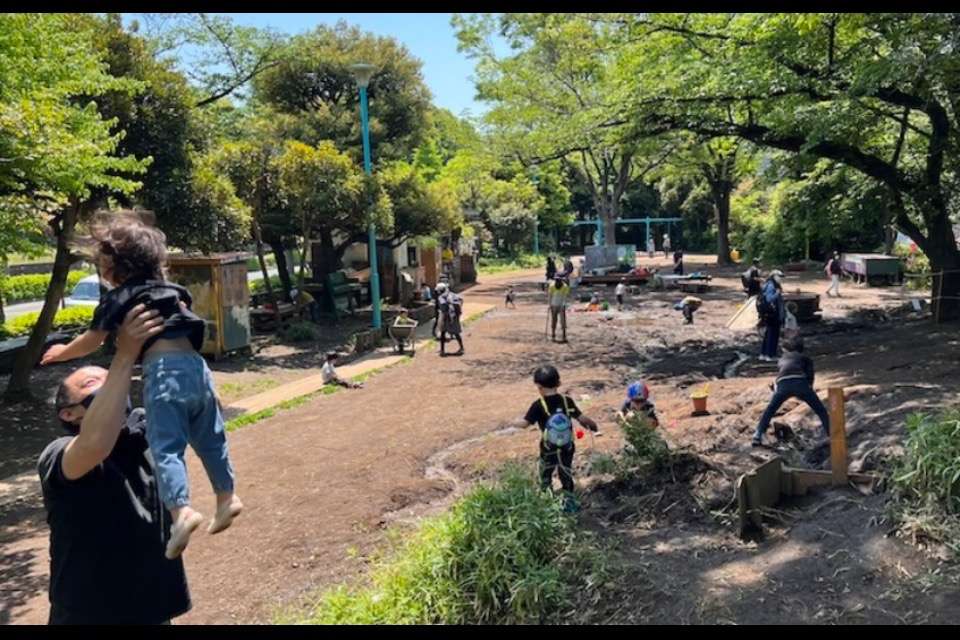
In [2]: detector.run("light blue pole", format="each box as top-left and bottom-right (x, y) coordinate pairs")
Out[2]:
(358, 85), (381, 329)
(533, 218), (540, 255)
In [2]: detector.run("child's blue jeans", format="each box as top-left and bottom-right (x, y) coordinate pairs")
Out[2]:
(143, 352), (235, 509)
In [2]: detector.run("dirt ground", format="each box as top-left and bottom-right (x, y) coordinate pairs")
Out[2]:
(3, 254), (959, 625)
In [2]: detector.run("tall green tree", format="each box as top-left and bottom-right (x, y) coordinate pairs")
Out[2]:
(255, 21), (432, 164)
(454, 13), (673, 247)
(0, 13), (148, 399)
(614, 12), (960, 318)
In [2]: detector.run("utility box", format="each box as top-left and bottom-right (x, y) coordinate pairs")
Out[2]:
(167, 253), (252, 359)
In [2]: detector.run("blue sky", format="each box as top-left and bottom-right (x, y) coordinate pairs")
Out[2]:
(211, 13), (488, 118)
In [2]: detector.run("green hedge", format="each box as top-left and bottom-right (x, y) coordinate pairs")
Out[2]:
(0, 306), (94, 340)
(0, 271), (90, 304)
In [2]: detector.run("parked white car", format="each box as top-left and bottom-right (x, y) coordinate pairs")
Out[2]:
(63, 274), (106, 308)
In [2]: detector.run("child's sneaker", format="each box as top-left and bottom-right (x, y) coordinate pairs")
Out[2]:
(208, 495), (244, 535)
(166, 508), (204, 559)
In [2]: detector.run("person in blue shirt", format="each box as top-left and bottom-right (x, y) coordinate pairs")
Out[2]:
(759, 270), (786, 361)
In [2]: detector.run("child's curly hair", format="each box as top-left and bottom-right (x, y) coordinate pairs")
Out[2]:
(91, 211), (167, 284)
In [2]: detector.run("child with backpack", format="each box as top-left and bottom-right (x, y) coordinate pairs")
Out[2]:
(522, 365), (599, 512)
(41, 215), (242, 559)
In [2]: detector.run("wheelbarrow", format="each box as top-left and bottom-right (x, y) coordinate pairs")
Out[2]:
(389, 320), (419, 355)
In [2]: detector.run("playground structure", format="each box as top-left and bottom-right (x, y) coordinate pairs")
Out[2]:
(569, 216), (683, 250)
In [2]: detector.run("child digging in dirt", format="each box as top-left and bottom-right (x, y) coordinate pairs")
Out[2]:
(41, 215), (242, 559)
(617, 380), (660, 427)
(521, 365), (599, 513)
(751, 336), (830, 447)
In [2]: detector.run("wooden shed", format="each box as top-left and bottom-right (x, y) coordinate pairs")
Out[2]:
(167, 253), (252, 359)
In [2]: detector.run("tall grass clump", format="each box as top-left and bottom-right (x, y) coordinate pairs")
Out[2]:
(288, 464), (609, 624)
(892, 409), (960, 556)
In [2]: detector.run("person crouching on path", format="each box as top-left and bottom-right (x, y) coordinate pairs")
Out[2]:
(547, 276), (571, 342)
(522, 365), (599, 513)
(674, 295), (702, 324)
(752, 337), (830, 447)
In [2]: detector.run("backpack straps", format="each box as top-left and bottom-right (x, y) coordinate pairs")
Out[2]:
(540, 395), (571, 418)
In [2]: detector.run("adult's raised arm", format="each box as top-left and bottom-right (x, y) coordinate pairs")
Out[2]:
(61, 305), (163, 480)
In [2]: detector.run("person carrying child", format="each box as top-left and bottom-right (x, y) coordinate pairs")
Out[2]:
(751, 336), (830, 447)
(616, 380), (659, 427)
(41, 215), (241, 559)
(522, 365), (599, 513)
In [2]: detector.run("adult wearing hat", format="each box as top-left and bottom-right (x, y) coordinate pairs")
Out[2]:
(758, 270), (786, 361)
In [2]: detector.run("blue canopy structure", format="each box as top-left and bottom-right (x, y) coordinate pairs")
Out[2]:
(571, 217), (682, 247)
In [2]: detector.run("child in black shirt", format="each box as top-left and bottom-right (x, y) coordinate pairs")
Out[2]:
(522, 365), (599, 512)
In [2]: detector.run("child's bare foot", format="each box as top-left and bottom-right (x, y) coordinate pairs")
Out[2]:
(207, 494), (243, 534)
(166, 507), (204, 559)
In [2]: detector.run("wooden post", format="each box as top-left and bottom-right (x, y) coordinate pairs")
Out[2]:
(828, 387), (848, 485)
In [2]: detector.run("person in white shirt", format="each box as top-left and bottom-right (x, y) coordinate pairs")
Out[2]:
(646, 237), (655, 259)
(321, 352), (363, 389)
(663, 233), (671, 259)
(615, 279), (627, 311)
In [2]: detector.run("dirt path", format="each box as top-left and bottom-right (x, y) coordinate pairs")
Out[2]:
(3, 257), (959, 625)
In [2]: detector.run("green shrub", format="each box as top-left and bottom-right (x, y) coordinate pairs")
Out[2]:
(281, 321), (320, 343)
(620, 413), (671, 472)
(891, 410), (960, 556)
(894, 410), (960, 513)
(0, 270), (89, 304)
(893, 244), (931, 291)
(1, 306), (94, 339)
(250, 275), (285, 295)
(477, 253), (543, 275)
(287, 464), (608, 624)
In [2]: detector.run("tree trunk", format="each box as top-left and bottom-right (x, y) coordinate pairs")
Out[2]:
(4, 204), (79, 401)
(252, 220), (282, 328)
(924, 238), (960, 323)
(270, 241), (293, 300)
(312, 229), (342, 282)
(711, 182), (733, 266)
(897, 195), (960, 322)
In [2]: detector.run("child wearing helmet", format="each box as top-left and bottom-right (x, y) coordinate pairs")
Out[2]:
(617, 380), (660, 427)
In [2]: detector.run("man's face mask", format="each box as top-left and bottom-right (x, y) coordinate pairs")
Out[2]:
(60, 387), (133, 433)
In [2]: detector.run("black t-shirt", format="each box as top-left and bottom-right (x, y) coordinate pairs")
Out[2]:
(91, 279), (205, 353)
(38, 410), (191, 624)
(524, 394), (582, 431)
(829, 259), (842, 275)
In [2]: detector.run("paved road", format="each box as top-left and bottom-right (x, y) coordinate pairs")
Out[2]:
(3, 269), (281, 321)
